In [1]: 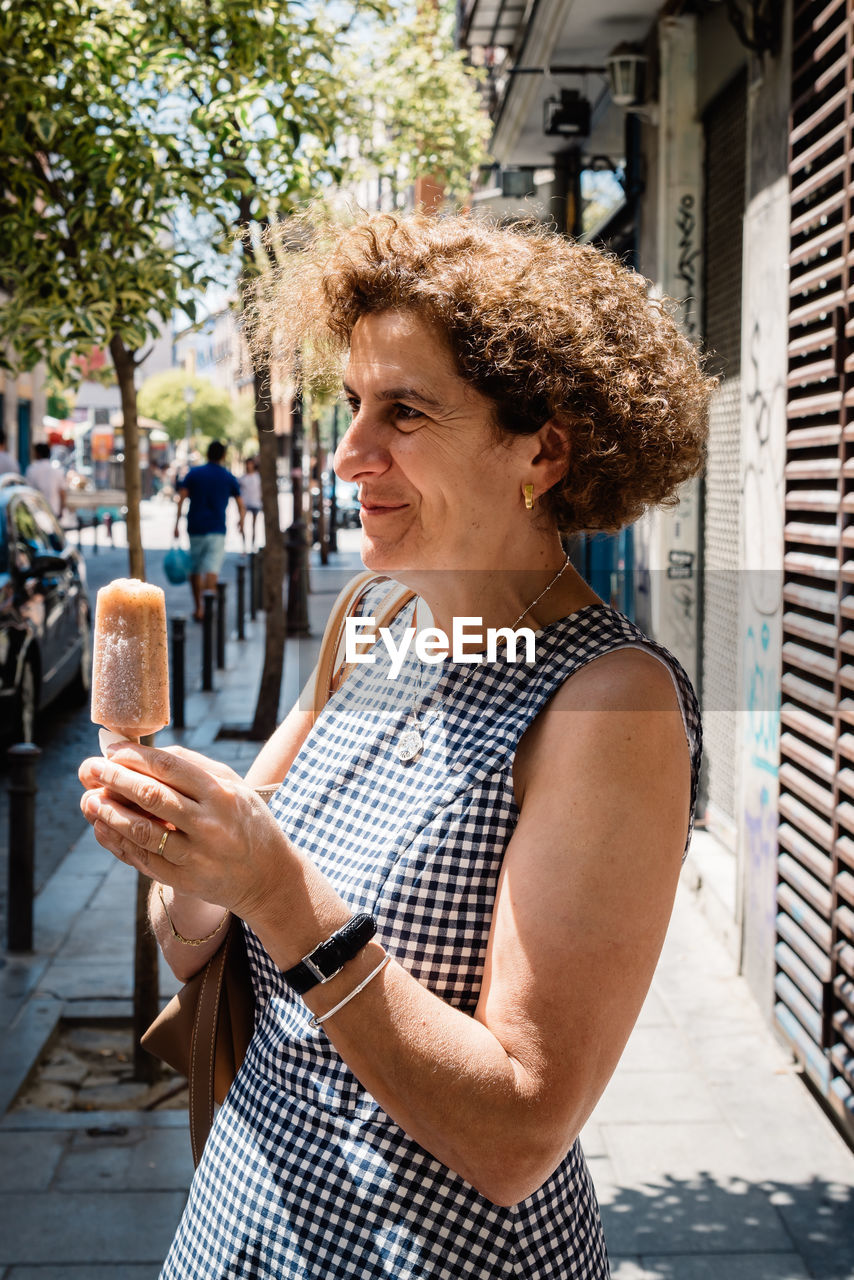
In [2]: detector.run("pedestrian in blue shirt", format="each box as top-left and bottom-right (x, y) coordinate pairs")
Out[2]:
(174, 441), (245, 620)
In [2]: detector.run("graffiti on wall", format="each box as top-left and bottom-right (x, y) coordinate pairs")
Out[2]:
(743, 319), (786, 621)
(665, 479), (698, 658)
(738, 180), (788, 1014)
(675, 193), (701, 341)
(743, 619), (782, 972)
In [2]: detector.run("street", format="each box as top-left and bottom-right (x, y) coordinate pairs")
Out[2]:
(0, 490), (302, 940)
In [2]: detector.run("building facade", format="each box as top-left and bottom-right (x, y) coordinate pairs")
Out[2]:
(461, 0), (854, 1140)
(0, 365), (48, 473)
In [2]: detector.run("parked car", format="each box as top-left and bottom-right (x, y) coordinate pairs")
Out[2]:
(0, 475), (91, 742)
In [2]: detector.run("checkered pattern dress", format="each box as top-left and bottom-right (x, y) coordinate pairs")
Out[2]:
(161, 592), (702, 1280)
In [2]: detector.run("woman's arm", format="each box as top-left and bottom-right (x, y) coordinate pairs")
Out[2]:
(242, 690), (316, 789)
(294, 647), (692, 1204)
(79, 648), (691, 1206)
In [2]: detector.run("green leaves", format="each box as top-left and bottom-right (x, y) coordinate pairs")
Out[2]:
(0, 0), (491, 391)
(342, 1), (491, 200)
(137, 367), (239, 444)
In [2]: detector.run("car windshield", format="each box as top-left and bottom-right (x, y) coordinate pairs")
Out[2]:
(31, 498), (65, 551)
(9, 495), (64, 570)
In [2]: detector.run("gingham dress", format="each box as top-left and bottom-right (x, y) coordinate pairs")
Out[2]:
(161, 590), (702, 1280)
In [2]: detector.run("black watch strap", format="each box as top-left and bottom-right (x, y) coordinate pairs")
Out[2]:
(283, 913), (377, 994)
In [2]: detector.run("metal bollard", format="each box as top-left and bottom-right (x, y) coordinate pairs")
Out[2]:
(236, 563), (246, 641)
(202, 591), (215, 691)
(91, 513), (99, 554)
(216, 581), (227, 670)
(248, 551), (257, 620)
(171, 615), (186, 730)
(254, 547), (265, 614)
(7, 743), (41, 952)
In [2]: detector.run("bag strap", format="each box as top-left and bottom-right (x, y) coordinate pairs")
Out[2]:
(312, 572), (416, 722)
(188, 918), (235, 1167)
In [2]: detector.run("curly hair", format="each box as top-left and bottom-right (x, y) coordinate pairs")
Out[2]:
(246, 211), (712, 535)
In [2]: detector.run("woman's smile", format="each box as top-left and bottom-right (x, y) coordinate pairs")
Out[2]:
(359, 497), (409, 515)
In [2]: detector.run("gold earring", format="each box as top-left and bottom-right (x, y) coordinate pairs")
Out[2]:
(523, 483), (534, 510)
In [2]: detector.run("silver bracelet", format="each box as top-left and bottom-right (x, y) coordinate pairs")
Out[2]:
(308, 953), (391, 1030)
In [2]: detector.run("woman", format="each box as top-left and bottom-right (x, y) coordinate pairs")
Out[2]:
(79, 213), (710, 1279)
(239, 455), (262, 551)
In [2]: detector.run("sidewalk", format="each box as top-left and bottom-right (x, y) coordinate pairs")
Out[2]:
(1, 550), (852, 1279)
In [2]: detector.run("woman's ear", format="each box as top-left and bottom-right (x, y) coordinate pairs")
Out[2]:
(529, 418), (571, 490)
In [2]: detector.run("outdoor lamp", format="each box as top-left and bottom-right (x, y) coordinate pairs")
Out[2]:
(605, 43), (647, 107)
(500, 167), (536, 198)
(543, 89), (591, 139)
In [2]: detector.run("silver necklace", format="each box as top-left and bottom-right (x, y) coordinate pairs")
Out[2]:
(396, 555), (572, 763)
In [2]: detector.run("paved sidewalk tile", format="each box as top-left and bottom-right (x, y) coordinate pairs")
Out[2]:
(0, 1190), (185, 1265)
(767, 1181), (854, 1280)
(53, 1125), (194, 1192)
(593, 1070), (721, 1126)
(705, 1072), (854, 1184)
(633, 988), (677, 1029)
(611, 1255), (811, 1279)
(0, 1131), (66, 1192)
(603, 1120), (757, 1183)
(5, 1269), (159, 1280)
(616, 1026), (696, 1073)
(596, 1171), (793, 1257)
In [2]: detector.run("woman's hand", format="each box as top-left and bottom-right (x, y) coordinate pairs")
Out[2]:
(78, 742), (290, 924)
(79, 743), (243, 795)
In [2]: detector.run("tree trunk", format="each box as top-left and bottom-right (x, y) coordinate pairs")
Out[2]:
(249, 366), (286, 741)
(132, 846), (159, 1085)
(109, 334), (145, 580)
(109, 332), (159, 1084)
(286, 387), (310, 637)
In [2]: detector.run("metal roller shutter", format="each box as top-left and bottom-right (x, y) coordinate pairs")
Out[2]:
(779, 0), (854, 1136)
(702, 70), (747, 841)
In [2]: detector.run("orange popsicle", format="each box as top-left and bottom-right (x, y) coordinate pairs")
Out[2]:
(91, 578), (170, 739)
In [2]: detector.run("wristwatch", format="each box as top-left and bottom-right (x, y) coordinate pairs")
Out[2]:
(282, 913), (377, 994)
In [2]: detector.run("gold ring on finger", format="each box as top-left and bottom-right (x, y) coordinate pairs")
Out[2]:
(157, 829), (170, 857)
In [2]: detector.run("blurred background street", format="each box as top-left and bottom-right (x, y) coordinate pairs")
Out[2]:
(0, 490), (302, 936)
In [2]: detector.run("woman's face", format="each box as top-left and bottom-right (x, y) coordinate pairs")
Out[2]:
(334, 310), (540, 573)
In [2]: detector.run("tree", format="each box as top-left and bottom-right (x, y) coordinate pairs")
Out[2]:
(0, 1), (204, 580)
(0, 0), (214, 1083)
(138, 369), (236, 444)
(353, 1), (491, 203)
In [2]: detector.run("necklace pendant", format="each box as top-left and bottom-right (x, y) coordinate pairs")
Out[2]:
(397, 727), (424, 763)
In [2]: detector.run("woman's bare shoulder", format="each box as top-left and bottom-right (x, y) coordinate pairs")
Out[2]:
(514, 642), (689, 806)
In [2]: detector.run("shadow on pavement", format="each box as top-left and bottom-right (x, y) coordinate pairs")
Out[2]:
(600, 1169), (854, 1279)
